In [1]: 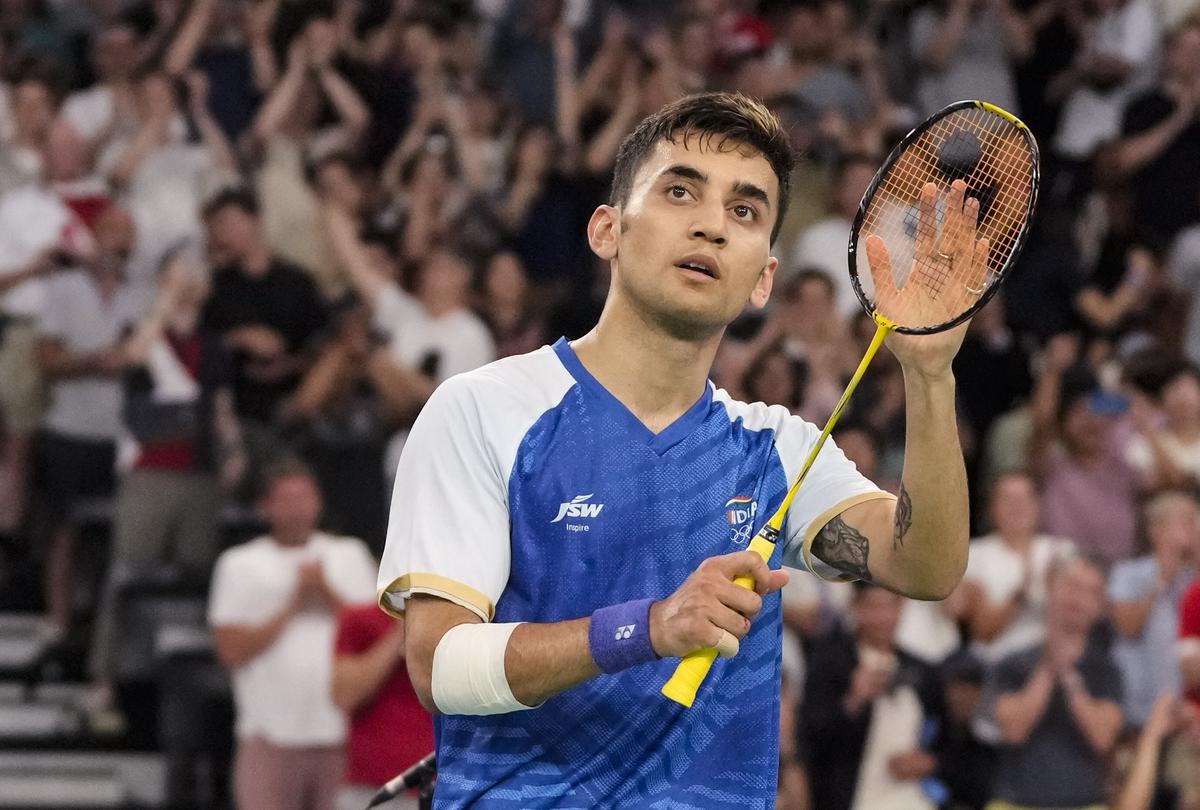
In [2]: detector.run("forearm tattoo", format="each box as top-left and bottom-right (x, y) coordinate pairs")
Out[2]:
(893, 484), (913, 551)
(812, 516), (872, 580)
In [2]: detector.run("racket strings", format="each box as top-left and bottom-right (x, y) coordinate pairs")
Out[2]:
(858, 106), (1036, 329)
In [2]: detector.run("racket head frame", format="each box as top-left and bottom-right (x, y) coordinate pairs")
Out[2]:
(846, 99), (1041, 335)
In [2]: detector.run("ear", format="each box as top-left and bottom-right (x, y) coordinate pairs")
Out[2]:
(748, 255), (778, 309)
(587, 204), (620, 262)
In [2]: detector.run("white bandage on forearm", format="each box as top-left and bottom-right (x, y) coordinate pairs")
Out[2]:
(431, 622), (536, 715)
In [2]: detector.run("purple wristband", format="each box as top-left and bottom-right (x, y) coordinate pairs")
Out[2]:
(589, 598), (658, 674)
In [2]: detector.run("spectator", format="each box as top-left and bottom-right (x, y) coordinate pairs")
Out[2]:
(101, 70), (237, 286)
(35, 204), (147, 634)
(988, 556), (1124, 809)
(1126, 361), (1200, 490)
(281, 298), (408, 555)
(800, 582), (944, 810)
(59, 21), (139, 149)
(87, 252), (241, 724)
(209, 460), (377, 810)
(1109, 491), (1198, 729)
(1112, 19), (1200, 244)
(250, 17), (371, 296)
(0, 183), (91, 542)
(478, 250), (548, 359)
(959, 473), (1077, 670)
(935, 649), (997, 810)
(789, 155), (877, 317)
(1052, 0), (1160, 164)
(1179, 571), (1200, 808)
(910, 0), (1026, 117)
(1030, 334), (1142, 567)
(200, 186), (327, 487)
(0, 66), (60, 194)
(331, 607), (434, 810)
(320, 201), (495, 474)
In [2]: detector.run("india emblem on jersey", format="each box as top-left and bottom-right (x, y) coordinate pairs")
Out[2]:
(725, 496), (757, 544)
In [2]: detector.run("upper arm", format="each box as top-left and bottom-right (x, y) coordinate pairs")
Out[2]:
(800, 496), (897, 587)
(404, 594), (482, 713)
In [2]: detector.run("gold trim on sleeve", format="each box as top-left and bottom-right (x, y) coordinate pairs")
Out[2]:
(377, 572), (495, 622)
(800, 491), (898, 582)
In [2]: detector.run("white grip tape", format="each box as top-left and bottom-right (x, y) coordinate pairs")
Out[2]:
(432, 621), (536, 716)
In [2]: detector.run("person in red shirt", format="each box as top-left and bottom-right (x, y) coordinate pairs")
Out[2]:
(333, 605), (434, 810)
(1175, 579), (1200, 809)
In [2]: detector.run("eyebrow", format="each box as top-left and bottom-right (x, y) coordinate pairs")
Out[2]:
(662, 164), (772, 211)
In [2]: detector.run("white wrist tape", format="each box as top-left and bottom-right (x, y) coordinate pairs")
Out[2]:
(431, 622), (536, 716)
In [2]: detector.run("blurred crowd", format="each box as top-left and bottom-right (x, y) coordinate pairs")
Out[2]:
(4, 0), (1200, 808)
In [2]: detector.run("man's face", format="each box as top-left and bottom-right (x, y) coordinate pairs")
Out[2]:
(12, 80), (55, 140)
(205, 205), (259, 265)
(1048, 558), (1105, 634)
(853, 586), (903, 648)
(591, 135), (779, 340)
(989, 474), (1039, 536)
(262, 474), (323, 541)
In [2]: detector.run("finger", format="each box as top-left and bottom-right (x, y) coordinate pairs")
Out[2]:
(713, 580), (764, 618)
(708, 602), (753, 639)
(708, 550), (771, 593)
(713, 629), (740, 659)
(865, 234), (898, 307)
(914, 182), (937, 258)
(940, 179), (966, 255)
(962, 236), (991, 308)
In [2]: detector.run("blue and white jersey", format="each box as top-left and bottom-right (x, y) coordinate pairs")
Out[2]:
(378, 338), (892, 808)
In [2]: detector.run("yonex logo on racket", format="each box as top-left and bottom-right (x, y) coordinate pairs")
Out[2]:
(551, 493), (605, 524)
(615, 625), (635, 640)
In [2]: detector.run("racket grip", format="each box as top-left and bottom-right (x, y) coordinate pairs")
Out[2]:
(661, 536), (777, 708)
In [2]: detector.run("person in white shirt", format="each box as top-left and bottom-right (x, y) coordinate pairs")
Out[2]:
(209, 459), (377, 810)
(956, 472), (1076, 742)
(959, 473), (1077, 666)
(320, 202), (496, 475)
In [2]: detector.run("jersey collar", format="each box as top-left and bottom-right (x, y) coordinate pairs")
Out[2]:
(552, 337), (713, 455)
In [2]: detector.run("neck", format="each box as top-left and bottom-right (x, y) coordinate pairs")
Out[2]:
(573, 296), (720, 433)
(423, 295), (460, 318)
(1171, 419), (1200, 440)
(271, 529), (311, 548)
(1000, 530), (1035, 552)
(241, 246), (271, 277)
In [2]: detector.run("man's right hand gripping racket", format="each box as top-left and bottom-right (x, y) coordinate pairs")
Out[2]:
(661, 100), (1040, 708)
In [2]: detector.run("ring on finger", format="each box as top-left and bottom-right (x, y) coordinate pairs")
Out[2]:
(714, 629), (740, 659)
(936, 250), (954, 261)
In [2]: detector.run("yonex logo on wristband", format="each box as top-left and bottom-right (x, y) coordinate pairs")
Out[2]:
(615, 624), (635, 640)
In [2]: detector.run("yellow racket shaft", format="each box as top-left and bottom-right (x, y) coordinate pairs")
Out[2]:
(661, 319), (894, 708)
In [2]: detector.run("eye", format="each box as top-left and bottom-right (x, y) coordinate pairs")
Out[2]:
(732, 204), (757, 221)
(667, 185), (692, 200)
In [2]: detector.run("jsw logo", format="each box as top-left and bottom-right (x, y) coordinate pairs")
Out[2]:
(552, 494), (605, 523)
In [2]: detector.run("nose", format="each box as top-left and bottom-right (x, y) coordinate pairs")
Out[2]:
(689, 202), (728, 246)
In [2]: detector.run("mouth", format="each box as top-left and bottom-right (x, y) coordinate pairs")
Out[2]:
(674, 254), (720, 281)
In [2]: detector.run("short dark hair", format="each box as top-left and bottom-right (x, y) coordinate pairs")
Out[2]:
(610, 92), (795, 244)
(259, 456), (319, 500)
(202, 186), (260, 220)
(783, 267), (836, 301)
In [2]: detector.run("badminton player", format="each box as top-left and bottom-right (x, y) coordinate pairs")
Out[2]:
(377, 92), (971, 807)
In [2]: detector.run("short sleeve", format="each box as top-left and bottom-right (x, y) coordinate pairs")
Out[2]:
(1107, 559), (1155, 603)
(207, 549), (256, 627)
(1181, 583), (1200, 639)
(759, 406), (894, 577)
(377, 374), (513, 621)
(328, 538), (380, 606)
